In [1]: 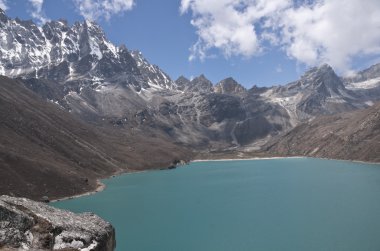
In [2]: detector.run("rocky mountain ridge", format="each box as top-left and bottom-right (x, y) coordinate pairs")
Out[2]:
(0, 11), (379, 155)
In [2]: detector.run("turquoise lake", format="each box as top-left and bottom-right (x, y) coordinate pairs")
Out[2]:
(52, 158), (380, 251)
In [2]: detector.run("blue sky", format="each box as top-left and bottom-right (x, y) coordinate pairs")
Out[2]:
(3, 0), (380, 88)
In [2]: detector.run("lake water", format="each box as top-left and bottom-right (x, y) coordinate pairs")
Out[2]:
(52, 158), (380, 251)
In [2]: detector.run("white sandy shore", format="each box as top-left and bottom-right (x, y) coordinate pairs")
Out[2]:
(192, 156), (380, 165)
(191, 156), (305, 163)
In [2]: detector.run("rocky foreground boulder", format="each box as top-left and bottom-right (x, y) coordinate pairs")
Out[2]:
(0, 195), (115, 250)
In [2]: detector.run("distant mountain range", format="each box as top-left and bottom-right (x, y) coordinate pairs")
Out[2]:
(0, 10), (379, 199)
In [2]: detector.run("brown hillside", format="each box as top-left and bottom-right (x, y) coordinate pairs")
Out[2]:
(0, 76), (190, 200)
(266, 102), (380, 162)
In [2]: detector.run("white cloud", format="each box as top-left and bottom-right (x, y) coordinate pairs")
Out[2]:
(73, 0), (134, 21)
(278, 0), (380, 72)
(181, 0), (290, 61)
(27, 0), (135, 25)
(181, 0), (380, 72)
(28, 0), (49, 24)
(0, 0), (8, 11)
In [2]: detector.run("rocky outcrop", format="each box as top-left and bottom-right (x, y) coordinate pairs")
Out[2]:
(0, 195), (115, 250)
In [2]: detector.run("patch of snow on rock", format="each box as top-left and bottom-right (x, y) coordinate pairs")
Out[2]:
(346, 77), (380, 90)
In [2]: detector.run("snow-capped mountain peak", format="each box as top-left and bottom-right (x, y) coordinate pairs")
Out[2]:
(130, 50), (177, 90)
(0, 11), (175, 93)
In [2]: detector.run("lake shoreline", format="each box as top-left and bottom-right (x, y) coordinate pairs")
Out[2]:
(50, 169), (148, 203)
(52, 157), (380, 251)
(51, 156), (380, 203)
(192, 156), (380, 165)
(50, 180), (106, 203)
(191, 156), (304, 162)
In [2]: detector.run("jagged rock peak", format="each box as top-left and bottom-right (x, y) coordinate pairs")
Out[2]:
(176, 75), (190, 83)
(193, 74), (208, 81)
(249, 84), (269, 94)
(303, 64), (335, 77)
(191, 74), (211, 84)
(130, 50), (176, 90)
(175, 74), (213, 93)
(0, 10), (178, 91)
(175, 75), (191, 91)
(214, 77), (246, 95)
(307, 64), (340, 78)
(189, 74), (213, 93)
(0, 11), (119, 78)
(298, 63), (345, 91)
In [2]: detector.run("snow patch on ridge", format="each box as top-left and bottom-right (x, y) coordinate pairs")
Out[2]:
(346, 77), (380, 90)
(89, 37), (102, 59)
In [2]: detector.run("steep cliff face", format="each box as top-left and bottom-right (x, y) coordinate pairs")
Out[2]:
(0, 195), (115, 251)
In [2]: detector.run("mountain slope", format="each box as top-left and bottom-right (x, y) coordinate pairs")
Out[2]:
(1, 10), (380, 156)
(2, 10), (380, 150)
(260, 64), (363, 123)
(0, 76), (190, 200)
(343, 63), (380, 103)
(266, 102), (380, 162)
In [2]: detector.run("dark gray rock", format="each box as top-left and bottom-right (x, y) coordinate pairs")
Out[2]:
(197, 93), (246, 126)
(175, 75), (213, 93)
(0, 195), (115, 251)
(175, 76), (191, 91)
(187, 75), (213, 93)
